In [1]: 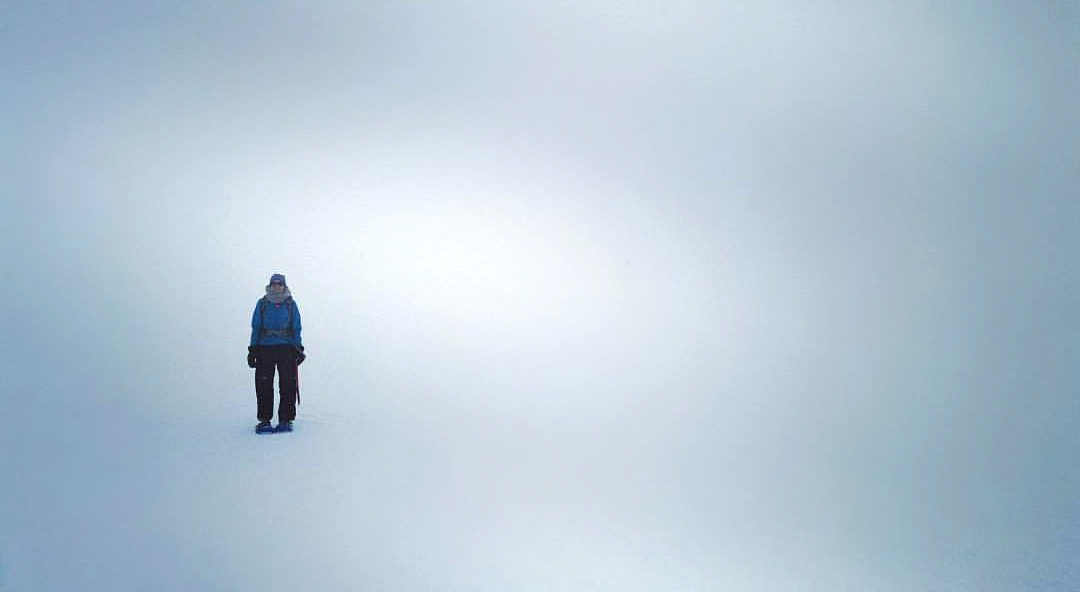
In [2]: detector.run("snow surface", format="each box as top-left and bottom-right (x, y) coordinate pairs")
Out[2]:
(3, 254), (1077, 590)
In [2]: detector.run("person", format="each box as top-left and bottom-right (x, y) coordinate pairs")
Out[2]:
(247, 273), (305, 433)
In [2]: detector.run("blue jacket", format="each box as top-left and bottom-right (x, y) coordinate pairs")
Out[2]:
(250, 297), (303, 348)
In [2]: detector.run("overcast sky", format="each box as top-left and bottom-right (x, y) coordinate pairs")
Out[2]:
(2, 1), (1078, 590)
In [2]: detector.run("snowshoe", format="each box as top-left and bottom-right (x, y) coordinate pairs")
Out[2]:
(275, 420), (293, 433)
(255, 421), (274, 434)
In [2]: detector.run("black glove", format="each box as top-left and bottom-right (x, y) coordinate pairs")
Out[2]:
(247, 346), (258, 368)
(294, 345), (306, 366)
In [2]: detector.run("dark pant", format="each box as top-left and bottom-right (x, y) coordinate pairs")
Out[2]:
(254, 346), (298, 422)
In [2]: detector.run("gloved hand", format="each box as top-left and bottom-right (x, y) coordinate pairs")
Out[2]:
(247, 346), (258, 368)
(294, 345), (306, 366)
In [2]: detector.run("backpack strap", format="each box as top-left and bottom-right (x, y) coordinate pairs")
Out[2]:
(256, 298), (267, 339)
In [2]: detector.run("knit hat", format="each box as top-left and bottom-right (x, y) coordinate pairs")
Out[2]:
(269, 273), (287, 285)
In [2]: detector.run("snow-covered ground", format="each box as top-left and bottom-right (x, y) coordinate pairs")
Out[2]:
(6, 363), (1074, 591)
(3, 2), (1078, 590)
(4, 235), (1077, 590)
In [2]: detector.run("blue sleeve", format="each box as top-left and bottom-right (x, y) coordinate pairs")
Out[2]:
(292, 301), (303, 348)
(250, 300), (262, 346)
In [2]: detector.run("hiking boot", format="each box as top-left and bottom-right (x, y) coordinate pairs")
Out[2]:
(275, 420), (293, 433)
(255, 421), (274, 434)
